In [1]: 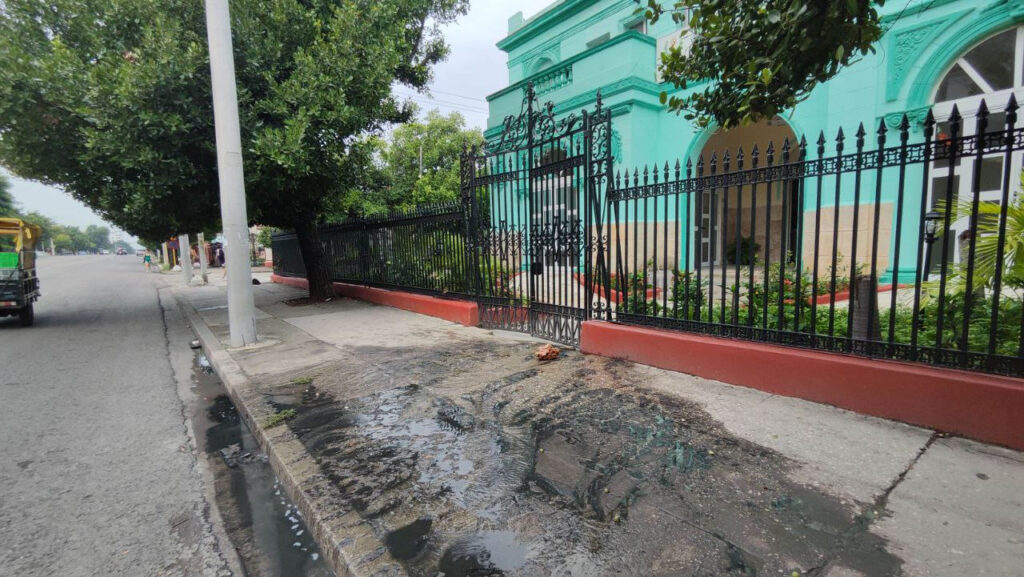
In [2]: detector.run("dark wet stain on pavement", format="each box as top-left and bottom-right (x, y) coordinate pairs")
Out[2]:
(266, 340), (903, 577)
(191, 352), (334, 577)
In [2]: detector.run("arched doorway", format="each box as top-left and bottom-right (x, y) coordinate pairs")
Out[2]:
(694, 117), (799, 268)
(926, 25), (1024, 272)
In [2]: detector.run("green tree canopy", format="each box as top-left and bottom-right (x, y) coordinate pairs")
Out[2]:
(384, 109), (483, 206)
(53, 233), (73, 254)
(640, 1), (885, 128)
(0, 0), (469, 300)
(85, 224), (111, 250)
(0, 173), (17, 217)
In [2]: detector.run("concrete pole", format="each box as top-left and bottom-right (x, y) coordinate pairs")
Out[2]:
(205, 0), (256, 346)
(161, 242), (169, 267)
(180, 233), (194, 284)
(197, 232), (209, 284)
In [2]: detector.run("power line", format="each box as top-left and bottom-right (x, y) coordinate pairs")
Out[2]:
(395, 92), (490, 115)
(394, 86), (487, 104)
(394, 91), (489, 112)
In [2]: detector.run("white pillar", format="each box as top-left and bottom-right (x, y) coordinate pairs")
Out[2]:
(205, 0), (256, 346)
(161, 242), (169, 266)
(180, 233), (194, 284)
(197, 232), (209, 284)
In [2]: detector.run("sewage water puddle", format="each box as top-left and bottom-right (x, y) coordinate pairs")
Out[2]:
(191, 351), (334, 577)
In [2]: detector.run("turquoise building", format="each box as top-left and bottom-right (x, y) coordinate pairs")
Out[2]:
(485, 0), (1024, 283)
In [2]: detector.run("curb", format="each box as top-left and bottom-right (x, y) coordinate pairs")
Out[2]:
(581, 320), (1024, 451)
(174, 292), (398, 577)
(271, 274), (479, 326)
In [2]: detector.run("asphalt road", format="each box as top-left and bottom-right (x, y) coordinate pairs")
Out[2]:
(0, 255), (234, 577)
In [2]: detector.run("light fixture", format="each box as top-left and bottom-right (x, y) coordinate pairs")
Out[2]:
(924, 211), (941, 242)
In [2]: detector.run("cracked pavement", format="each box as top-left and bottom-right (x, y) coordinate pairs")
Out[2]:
(178, 277), (1024, 577)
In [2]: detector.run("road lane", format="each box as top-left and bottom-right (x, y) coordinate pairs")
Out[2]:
(0, 255), (232, 577)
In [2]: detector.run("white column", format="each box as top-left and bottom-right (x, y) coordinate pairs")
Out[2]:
(205, 0), (256, 346)
(197, 232), (209, 284)
(180, 233), (194, 284)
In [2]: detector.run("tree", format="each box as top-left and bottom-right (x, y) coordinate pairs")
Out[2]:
(0, 173), (17, 217)
(640, 1), (885, 128)
(0, 0), (469, 301)
(17, 211), (57, 248)
(383, 109), (484, 206)
(85, 224), (111, 251)
(53, 233), (73, 254)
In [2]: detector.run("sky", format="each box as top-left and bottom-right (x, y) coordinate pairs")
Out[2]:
(6, 0), (555, 239)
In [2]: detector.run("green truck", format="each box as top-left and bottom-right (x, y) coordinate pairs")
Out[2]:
(0, 218), (41, 326)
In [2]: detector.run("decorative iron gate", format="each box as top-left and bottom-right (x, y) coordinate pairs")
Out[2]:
(462, 85), (613, 346)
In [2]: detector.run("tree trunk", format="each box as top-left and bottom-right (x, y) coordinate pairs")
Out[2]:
(851, 274), (881, 341)
(293, 219), (335, 302)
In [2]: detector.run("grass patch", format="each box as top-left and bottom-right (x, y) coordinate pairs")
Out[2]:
(263, 408), (297, 429)
(290, 377), (313, 386)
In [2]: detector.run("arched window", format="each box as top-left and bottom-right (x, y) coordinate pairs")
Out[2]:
(925, 26), (1024, 271)
(934, 27), (1022, 105)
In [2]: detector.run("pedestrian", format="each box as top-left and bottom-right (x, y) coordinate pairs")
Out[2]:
(143, 251), (153, 272)
(217, 247), (226, 278)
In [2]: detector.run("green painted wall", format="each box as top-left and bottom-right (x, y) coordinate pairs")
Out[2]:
(486, 0), (1024, 282)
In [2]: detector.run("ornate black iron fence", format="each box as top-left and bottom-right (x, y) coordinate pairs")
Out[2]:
(272, 93), (1024, 376)
(273, 202), (472, 298)
(608, 96), (1023, 376)
(460, 85), (612, 346)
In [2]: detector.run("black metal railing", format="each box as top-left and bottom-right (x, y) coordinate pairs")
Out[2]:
(273, 94), (1024, 376)
(607, 96), (1023, 376)
(273, 202), (472, 298)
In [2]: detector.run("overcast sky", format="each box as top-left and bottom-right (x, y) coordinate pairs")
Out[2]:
(6, 0), (554, 236)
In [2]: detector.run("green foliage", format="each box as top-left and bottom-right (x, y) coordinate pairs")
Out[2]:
(384, 110), (484, 206)
(256, 226), (279, 249)
(621, 259), (1023, 358)
(85, 224), (111, 251)
(934, 188), (1024, 294)
(0, 0), (470, 298)
(0, 173), (17, 217)
(53, 233), (73, 254)
(262, 408), (297, 429)
(639, 1), (885, 128)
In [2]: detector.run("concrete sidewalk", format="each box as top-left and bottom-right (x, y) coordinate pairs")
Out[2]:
(171, 278), (1024, 577)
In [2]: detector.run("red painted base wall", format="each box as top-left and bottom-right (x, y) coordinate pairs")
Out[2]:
(270, 274), (479, 327)
(581, 321), (1024, 451)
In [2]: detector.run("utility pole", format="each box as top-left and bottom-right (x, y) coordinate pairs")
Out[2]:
(419, 141), (424, 176)
(205, 0), (256, 347)
(197, 232), (209, 284)
(180, 233), (194, 284)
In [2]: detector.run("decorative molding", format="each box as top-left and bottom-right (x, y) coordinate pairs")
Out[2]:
(527, 47), (561, 75)
(611, 128), (623, 162)
(532, 63), (573, 96)
(885, 10), (970, 102)
(499, 0), (633, 54)
(880, 0), (958, 23)
(488, 31), (655, 103)
(882, 106), (932, 133)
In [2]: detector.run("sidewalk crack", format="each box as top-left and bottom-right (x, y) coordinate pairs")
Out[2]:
(807, 431), (940, 576)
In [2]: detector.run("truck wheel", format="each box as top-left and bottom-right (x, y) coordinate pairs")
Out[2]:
(19, 303), (34, 327)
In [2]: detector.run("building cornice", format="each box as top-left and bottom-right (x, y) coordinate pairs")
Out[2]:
(487, 31), (656, 103)
(498, 0), (636, 54)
